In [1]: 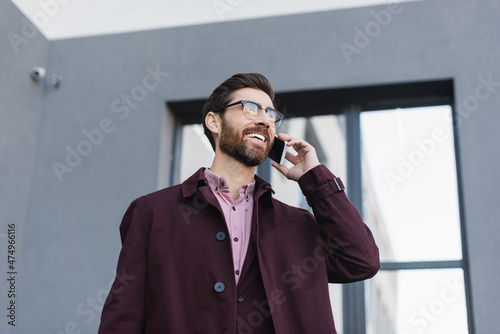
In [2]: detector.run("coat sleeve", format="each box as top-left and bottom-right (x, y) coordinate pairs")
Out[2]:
(98, 198), (149, 333)
(298, 164), (380, 283)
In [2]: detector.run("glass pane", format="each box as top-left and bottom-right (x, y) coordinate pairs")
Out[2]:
(329, 283), (344, 333)
(366, 269), (469, 334)
(178, 124), (214, 183)
(360, 106), (462, 262)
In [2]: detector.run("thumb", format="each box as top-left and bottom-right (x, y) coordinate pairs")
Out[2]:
(271, 162), (290, 178)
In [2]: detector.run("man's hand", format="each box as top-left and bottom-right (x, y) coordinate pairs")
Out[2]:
(271, 133), (320, 182)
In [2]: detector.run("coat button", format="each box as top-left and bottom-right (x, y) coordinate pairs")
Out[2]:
(214, 282), (225, 293)
(216, 232), (226, 241)
(237, 295), (244, 303)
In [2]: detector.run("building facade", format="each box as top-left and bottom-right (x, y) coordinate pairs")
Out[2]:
(1, 0), (499, 333)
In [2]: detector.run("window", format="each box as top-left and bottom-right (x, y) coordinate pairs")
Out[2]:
(167, 80), (472, 334)
(361, 106), (469, 334)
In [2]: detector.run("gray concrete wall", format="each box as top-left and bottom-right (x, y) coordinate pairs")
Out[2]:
(1, 0), (499, 332)
(0, 0), (49, 232)
(0, 1), (49, 332)
(15, 31), (175, 334)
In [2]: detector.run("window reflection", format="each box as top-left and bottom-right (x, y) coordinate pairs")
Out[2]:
(360, 106), (462, 262)
(361, 105), (466, 334)
(366, 269), (468, 334)
(178, 124), (214, 182)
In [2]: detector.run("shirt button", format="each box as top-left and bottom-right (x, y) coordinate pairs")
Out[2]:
(235, 270), (240, 275)
(233, 237), (239, 242)
(221, 181), (225, 187)
(232, 206), (236, 211)
(216, 232), (226, 241)
(214, 282), (225, 293)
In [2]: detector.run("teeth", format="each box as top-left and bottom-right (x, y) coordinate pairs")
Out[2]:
(246, 133), (265, 142)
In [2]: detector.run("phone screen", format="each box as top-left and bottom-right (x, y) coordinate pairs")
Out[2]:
(268, 136), (287, 165)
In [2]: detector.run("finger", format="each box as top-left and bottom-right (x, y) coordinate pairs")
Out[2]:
(286, 139), (303, 147)
(284, 151), (299, 165)
(286, 138), (310, 149)
(278, 133), (304, 146)
(272, 161), (289, 176)
(277, 133), (293, 141)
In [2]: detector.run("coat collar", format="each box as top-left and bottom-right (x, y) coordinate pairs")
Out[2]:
(182, 168), (274, 202)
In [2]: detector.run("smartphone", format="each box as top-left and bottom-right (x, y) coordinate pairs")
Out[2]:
(268, 136), (287, 165)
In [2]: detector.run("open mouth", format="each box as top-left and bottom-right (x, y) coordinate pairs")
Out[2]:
(245, 133), (266, 143)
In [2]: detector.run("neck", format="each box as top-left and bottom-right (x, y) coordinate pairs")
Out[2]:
(209, 153), (256, 201)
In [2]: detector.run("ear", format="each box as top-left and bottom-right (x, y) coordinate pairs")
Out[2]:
(205, 111), (222, 136)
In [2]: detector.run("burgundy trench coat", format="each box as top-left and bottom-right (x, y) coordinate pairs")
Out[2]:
(98, 165), (380, 333)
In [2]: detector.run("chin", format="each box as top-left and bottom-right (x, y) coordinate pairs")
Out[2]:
(235, 144), (269, 167)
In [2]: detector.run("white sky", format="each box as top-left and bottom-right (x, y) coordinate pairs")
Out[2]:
(11, 0), (420, 40)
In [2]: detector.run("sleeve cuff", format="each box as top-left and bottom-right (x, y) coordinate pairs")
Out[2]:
(298, 164), (346, 206)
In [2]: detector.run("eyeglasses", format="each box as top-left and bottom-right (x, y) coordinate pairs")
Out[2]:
(214, 100), (284, 128)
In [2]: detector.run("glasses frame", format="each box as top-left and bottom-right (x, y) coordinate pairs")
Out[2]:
(213, 100), (284, 127)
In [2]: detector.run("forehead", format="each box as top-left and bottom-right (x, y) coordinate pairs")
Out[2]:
(229, 88), (274, 108)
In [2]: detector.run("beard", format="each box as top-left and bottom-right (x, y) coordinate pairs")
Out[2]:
(218, 118), (273, 167)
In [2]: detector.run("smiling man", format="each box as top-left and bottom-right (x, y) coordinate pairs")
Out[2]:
(98, 73), (380, 334)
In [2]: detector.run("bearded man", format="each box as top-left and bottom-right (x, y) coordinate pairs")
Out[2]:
(98, 73), (380, 334)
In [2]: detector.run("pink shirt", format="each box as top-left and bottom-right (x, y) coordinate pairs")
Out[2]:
(204, 169), (255, 285)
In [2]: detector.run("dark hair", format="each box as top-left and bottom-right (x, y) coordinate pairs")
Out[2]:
(202, 73), (275, 151)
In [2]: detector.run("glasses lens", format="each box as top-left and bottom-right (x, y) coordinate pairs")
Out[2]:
(267, 109), (283, 128)
(242, 102), (259, 118)
(241, 102), (283, 127)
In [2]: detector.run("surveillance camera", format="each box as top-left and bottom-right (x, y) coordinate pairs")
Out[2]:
(30, 67), (46, 81)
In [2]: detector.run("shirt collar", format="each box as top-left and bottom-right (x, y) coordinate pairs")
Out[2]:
(181, 168), (274, 201)
(204, 168), (256, 198)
